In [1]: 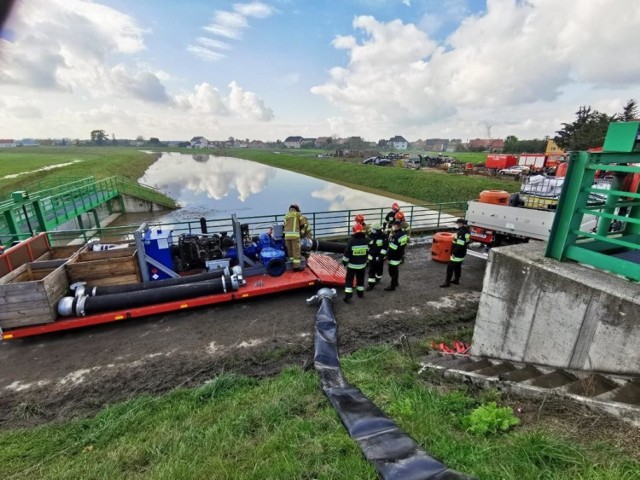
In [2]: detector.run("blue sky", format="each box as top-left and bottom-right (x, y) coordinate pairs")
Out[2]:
(0, 0), (639, 142)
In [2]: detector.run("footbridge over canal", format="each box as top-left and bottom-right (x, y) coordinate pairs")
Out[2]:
(0, 176), (176, 246)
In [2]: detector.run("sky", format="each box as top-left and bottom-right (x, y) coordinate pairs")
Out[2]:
(0, 0), (639, 143)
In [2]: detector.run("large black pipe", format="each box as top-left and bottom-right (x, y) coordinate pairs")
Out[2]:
(59, 275), (239, 317)
(307, 289), (475, 480)
(76, 268), (232, 297)
(306, 239), (346, 254)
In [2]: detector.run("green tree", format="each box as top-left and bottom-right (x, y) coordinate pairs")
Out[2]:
(618, 99), (638, 121)
(149, 137), (160, 145)
(90, 129), (108, 145)
(554, 106), (612, 151)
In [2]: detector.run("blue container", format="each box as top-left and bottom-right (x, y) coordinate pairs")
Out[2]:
(144, 229), (174, 281)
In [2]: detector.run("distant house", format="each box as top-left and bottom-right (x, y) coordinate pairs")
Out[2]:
(249, 140), (267, 149)
(468, 138), (504, 152)
(284, 136), (303, 148)
(17, 139), (39, 147)
(315, 137), (331, 148)
(388, 135), (409, 150)
(0, 139), (17, 148)
(190, 136), (209, 149)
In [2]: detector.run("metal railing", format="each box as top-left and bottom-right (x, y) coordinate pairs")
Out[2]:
(0, 176), (176, 246)
(44, 202), (467, 247)
(546, 122), (640, 281)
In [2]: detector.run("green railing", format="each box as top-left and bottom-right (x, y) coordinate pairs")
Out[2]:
(546, 122), (640, 281)
(0, 176), (176, 246)
(115, 178), (176, 208)
(45, 201), (467, 247)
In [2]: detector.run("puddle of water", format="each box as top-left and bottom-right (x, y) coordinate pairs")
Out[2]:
(1, 160), (83, 180)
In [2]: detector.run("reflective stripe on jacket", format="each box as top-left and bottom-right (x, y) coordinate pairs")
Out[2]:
(387, 229), (408, 265)
(342, 233), (369, 269)
(450, 226), (470, 262)
(284, 212), (300, 239)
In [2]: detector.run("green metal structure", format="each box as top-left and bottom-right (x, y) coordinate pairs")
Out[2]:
(546, 122), (640, 281)
(0, 176), (176, 246)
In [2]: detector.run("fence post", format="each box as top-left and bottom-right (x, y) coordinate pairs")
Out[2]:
(437, 204), (442, 228)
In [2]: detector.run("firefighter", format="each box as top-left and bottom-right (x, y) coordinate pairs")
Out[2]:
(440, 218), (471, 287)
(383, 202), (401, 230)
(341, 223), (369, 303)
(366, 222), (387, 290)
(284, 204), (311, 271)
(354, 213), (371, 236)
(384, 219), (409, 291)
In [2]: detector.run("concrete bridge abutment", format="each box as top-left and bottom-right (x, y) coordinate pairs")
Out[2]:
(471, 242), (640, 375)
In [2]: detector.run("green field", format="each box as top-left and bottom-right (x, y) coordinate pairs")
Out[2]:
(1, 346), (636, 480)
(216, 149), (516, 204)
(0, 147), (162, 198)
(1, 147), (515, 206)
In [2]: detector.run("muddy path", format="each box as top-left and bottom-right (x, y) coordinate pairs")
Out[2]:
(0, 246), (484, 429)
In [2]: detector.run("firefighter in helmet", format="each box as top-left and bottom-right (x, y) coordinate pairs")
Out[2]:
(440, 218), (470, 287)
(383, 202), (401, 231)
(366, 222), (387, 290)
(384, 219), (409, 291)
(354, 213), (371, 236)
(341, 223), (369, 303)
(284, 204), (311, 271)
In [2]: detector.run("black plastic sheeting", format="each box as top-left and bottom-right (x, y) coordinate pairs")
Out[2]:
(310, 289), (475, 480)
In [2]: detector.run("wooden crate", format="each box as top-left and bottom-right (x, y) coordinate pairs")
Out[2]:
(65, 243), (140, 286)
(0, 260), (68, 329)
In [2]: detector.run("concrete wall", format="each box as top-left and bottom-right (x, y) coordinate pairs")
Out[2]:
(115, 194), (168, 214)
(471, 241), (640, 375)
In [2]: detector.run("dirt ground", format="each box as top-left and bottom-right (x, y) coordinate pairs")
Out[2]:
(0, 245), (483, 429)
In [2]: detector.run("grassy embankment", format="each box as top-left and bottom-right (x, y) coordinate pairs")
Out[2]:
(215, 149), (516, 205)
(1, 346), (637, 480)
(0, 147), (172, 203)
(2, 147), (505, 207)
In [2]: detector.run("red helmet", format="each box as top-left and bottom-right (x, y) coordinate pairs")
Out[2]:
(354, 214), (365, 223)
(391, 202), (399, 210)
(394, 211), (405, 221)
(352, 223), (364, 234)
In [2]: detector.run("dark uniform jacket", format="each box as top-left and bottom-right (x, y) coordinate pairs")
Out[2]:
(451, 226), (471, 261)
(367, 229), (388, 261)
(383, 209), (398, 229)
(387, 228), (409, 266)
(341, 233), (369, 269)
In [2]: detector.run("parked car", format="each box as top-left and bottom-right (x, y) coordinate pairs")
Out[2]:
(363, 156), (392, 166)
(498, 165), (530, 179)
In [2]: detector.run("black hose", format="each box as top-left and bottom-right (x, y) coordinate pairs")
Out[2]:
(312, 240), (346, 254)
(310, 290), (475, 480)
(82, 269), (228, 296)
(71, 276), (236, 316)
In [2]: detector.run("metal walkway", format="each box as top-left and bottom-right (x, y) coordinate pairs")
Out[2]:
(0, 176), (175, 245)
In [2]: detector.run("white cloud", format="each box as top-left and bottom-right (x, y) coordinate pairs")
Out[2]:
(174, 81), (273, 121)
(203, 11), (248, 39)
(234, 1), (275, 18)
(189, 1), (275, 61)
(175, 83), (228, 115)
(228, 81), (274, 121)
(312, 0), (640, 137)
(9, 105), (43, 119)
(109, 65), (170, 103)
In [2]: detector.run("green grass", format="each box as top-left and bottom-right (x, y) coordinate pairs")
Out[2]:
(216, 149), (517, 204)
(1, 347), (637, 480)
(0, 147), (162, 199)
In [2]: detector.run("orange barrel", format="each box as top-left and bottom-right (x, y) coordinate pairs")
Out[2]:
(555, 162), (569, 178)
(479, 190), (510, 205)
(431, 232), (455, 263)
